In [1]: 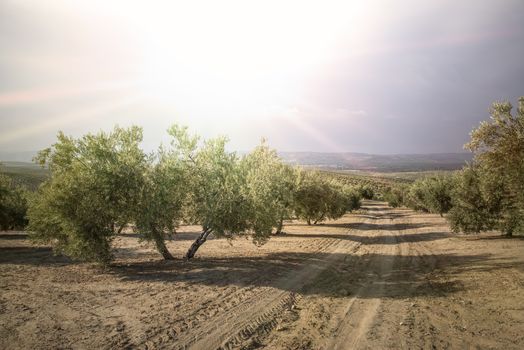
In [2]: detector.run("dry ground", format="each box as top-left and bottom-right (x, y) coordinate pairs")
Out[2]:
(1, 200), (523, 349)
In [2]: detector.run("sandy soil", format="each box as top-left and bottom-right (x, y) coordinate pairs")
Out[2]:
(1, 200), (523, 349)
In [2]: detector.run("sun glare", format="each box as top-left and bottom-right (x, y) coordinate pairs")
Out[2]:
(124, 1), (359, 107)
(1, 0), (388, 149)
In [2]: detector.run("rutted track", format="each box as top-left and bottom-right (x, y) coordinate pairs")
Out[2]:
(177, 238), (361, 350)
(139, 237), (344, 349)
(2, 201), (524, 350)
(178, 203), (394, 350)
(326, 207), (401, 350)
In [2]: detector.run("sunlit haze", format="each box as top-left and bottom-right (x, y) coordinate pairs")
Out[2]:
(1, 0), (523, 155)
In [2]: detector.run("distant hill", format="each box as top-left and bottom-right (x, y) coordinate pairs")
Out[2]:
(278, 152), (473, 172)
(0, 161), (49, 190)
(1, 150), (473, 173)
(0, 151), (38, 162)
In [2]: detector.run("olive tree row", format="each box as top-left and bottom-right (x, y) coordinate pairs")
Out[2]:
(28, 125), (360, 263)
(384, 97), (523, 237)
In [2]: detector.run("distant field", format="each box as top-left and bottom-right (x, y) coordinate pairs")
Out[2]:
(3, 151), (472, 173)
(331, 169), (457, 181)
(0, 160), (453, 193)
(320, 170), (411, 196)
(280, 152), (472, 172)
(0, 161), (49, 190)
(319, 169), (456, 198)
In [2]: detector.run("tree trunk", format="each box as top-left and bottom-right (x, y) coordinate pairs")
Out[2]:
(275, 217), (284, 235)
(185, 229), (212, 260)
(112, 223), (125, 234)
(314, 213), (326, 225)
(152, 227), (174, 260)
(307, 219), (311, 226)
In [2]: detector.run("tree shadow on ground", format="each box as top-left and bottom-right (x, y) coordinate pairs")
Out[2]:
(0, 246), (72, 265)
(0, 233), (28, 240)
(309, 222), (433, 231)
(348, 212), (413, 220)
(361, 201), (388, 208)
(108, 249), (519, 300)
(285, 231), (450, 244)
(116, 231), (207, 242)
(381, 212), (416, 219)
(2, 231), (521, 301)
(463, 234), (524, 241)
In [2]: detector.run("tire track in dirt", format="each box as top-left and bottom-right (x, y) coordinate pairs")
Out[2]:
(361, 208), (446, 348)
(126, 235), (355, 349)
(176, 238), (361, 350)
(326, 205), (401, 349)
(133, 236), (343, 349)
(180, 203), (435, 350)
(237, 206), (380, 349)
(3, 204), (523, 350)
(253, 203), (425, 349)
(392, 215), (454, 350)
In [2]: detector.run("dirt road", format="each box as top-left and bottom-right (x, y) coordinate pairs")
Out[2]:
(1, 201), (523, 349)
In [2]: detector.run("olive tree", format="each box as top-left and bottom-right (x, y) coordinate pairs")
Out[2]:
(134, 143), (191, 260)
(449, 97), (524, 236)
(294, 172), (353, 225)
(27, 127), (148, 264)
(447, 165), (501, 234)
(405, 179), (428, 212)
(170, 126), (263, 259)
(343, 185), (362, 212)
(406, 176), (454, 216)
(358, 185), (374, 200)
(0, 174), (29, 230)
(273, 163), (300, 234)
(240, 144), (299, 235)
(170, 125), (299, 259)
(180, 133), (247, 259)
(383, 185), (406, 208)
(239, 142), (299, 240)
(294, 171), (329, 225)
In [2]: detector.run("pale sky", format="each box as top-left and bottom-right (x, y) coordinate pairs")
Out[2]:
(1, 0), (523, 154)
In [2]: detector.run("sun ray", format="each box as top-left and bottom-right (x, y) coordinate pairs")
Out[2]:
(0, 80), (137, 107)
(0, 95), (143, 146)
(279, 107), (344, 152)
